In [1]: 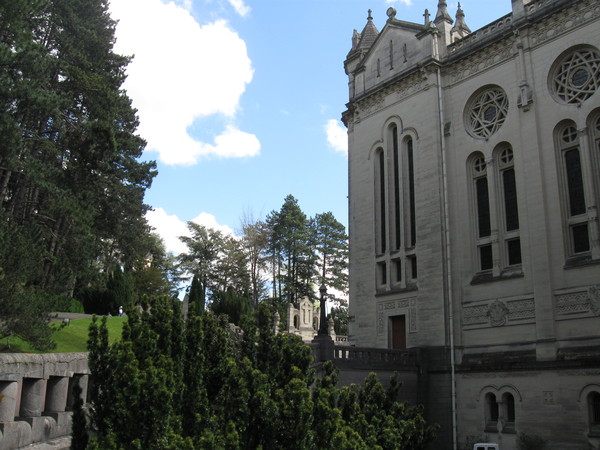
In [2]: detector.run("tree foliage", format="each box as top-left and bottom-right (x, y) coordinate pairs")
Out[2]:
(0, 0), (157, 348)
(179, 196), (350, 332)
(84, 298), (437, 449)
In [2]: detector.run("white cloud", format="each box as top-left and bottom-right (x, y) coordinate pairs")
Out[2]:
(146, 208), (190, 255)
(325, 119), (348, 154)
(386, 0), (413, 5)
(189, 212), (234, 236)
(228, 0), (250, 17)
(146, 208), (234, 255)
(109, 0), (258, 165)
(200, 125), (260, 159)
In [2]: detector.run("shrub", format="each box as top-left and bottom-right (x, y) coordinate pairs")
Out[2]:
(517, 432), (546, 450)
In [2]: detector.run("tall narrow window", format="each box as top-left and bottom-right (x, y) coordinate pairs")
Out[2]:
(565, 148), (586, 216)
(376, 150), (387, 254)
(557, 124), (590, 255)
(393, 127), (401, 250)
(406, 138), (416, 247)
(476, 177), (491, 237)
(474, 157), (490, 238)
(377, 261), (387, 287)
(591, 114), (600, 209)
(485, 393), (499, 432)
(472, 155), (492, 271)
(374, 127), (419, 292)
(589, 392), (600, 436)
(502, 393), (516, 433)
(497, 146), (521, 266)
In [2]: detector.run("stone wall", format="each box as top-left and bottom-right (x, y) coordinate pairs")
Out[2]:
(0, 353), (89, 450)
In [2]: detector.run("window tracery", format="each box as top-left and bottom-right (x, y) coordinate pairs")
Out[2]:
(552, 47), (600, 104)
(466, 87), (509, 139)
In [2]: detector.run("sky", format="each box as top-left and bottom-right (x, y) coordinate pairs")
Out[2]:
(107, 0), (513, 256)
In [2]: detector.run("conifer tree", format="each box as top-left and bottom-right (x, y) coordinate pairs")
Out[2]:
(0, 0), (157, 348)
(70, 378), (89, 450)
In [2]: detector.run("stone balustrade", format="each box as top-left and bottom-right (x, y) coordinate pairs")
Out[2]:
(0, 353), (89, 450)
(333, 345), (420, 369)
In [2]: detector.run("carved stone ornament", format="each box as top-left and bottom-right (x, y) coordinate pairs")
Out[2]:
(589, 285), (600, 316)
(488, 299), (509, 327)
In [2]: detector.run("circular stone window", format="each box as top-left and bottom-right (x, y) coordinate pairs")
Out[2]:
(551, 47), (600, 104)
(465, 86), (509, 139)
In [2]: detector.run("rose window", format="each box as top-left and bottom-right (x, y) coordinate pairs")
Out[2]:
(552, 47), (600, 104)
(466, 87), (509, 139)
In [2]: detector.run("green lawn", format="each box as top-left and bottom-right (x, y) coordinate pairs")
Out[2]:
(1, 316), (126, 353)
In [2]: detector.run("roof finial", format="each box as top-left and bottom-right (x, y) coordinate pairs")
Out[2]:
(423, 8), (430, 25)
(452, 1), (471, 34)
(386, 7), (397, 20)
(434, 0), (453, 24)
(367, 9), (373, 21)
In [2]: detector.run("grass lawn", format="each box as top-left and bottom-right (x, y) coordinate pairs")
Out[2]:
(1, 316), (126, 353)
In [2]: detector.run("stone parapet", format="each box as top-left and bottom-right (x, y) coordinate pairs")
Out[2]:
(0, 353), (89, 450)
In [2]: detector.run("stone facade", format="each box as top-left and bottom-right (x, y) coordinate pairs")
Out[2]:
(343, 1), (600, 448)
(0, 353), (89, 450)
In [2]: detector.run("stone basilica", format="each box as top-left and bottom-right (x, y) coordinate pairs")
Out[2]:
(342, 0), (600, 448)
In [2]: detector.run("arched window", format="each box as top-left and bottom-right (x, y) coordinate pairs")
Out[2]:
(471, 154), (492, 271)
(502, 392), (516, 433)
(592, 113), (600, 195)
(374, 148), (387, 254)
(485, 393), (499, 432)
(496, 145), (521, 266)
(405, 137), (416, 248)
(589, 391), (600, 436)
(374, 124), (419, 291)
(392, 126), (401, 251)
(555, 122), (590, 255)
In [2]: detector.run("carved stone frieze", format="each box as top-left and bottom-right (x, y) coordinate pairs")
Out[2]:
(354, 72), (428, 123)
(589, 285), (600, 316)
(463, 304), (489, 325)
(446, 40), (514, 85)
(555, 290), (591, 315)
(507, 298), (535, 320)
(376, 297), (418, 335)
(529, 0), (600, 47)
(463, 298), (535, 328)
(488, 300), (509, 326)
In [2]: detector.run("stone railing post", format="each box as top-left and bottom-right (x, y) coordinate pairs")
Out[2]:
(19, 378), (45, 417)
(44, 376), (69, 413)
(0, 381), (19, 422)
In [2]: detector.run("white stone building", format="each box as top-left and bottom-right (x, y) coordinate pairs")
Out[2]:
(342, 0), (600, 448)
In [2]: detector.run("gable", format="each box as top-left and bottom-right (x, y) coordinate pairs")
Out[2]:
(355, 21), (432, 97)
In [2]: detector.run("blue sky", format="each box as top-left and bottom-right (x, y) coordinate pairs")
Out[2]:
(108, 0), (512, 255)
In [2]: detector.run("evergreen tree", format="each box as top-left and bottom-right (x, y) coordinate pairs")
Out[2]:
(106, 265), (135, 315)
(266, 195), (316, 309)
(70, 378), (89, 450)
(178, 222), (223, 306)
(0, 0), (157, 348)
(187, 273), (204, 315)
(239, 214), (269, 308)
(86, 297), (437, 449)
(311, 212), (349, 297)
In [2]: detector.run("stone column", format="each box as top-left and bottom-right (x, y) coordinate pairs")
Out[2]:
(0, 381), (19, 422)
(66, 374), (89, 411)
(44, 377), (69, 413)
(77, 375), (89, 405)
(19, 378), (45, 417)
